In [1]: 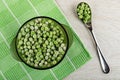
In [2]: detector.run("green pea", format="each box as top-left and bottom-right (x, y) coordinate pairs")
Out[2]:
(29, 21), (34, 25)
(34, 63), (38, 67)
(45, 56), (48, 60)
(33, 34), (37, 39)
(40, 55), (44, 59)
(18, 40), (23, 45)
(18, 33), (22, 39)
(79, 15), (83, 19)
(35, 26), (38, 30)
(48, 20), (52, 23)
(52, 61), (57, 65)
(46, 53), (49, 56)
(45, 27), (49, 31)
(44, 61), (48, 65)
(26, 41), (30, 45)
(47, 49), (50, 53)
(57, 56), (61, 61)
(27, 46), (31, 49)
(29, 50), (33, 53)
(39, 63), (43, 66)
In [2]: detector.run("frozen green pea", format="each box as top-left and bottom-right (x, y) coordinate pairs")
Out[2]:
(30, 58), (34, 61)
(48, 20), (52, 23)
(57, 56), (61, 61)
(27, 60), (31, 64)
(29, 37), (33, 42)
(44, 61), (48, 65)
(37, 30), (41, 34)
(43, 34), (47, 38)
(45, 27), (49, 31)
(25, 28), (29, 32)
(36, 45), (40, 49)
(33, 34), (37, 39)
(22, 31), (26, 36)
(27, 46), (31, 49)
(61, 43), (65, 47)
(38, 39), (42, 44)
(23, 45), (27, 49)
(18, 40), (23, 45)
(25, 52), (29, 55)
(77, 8), (79, 12)
(21, 50), (24, 54)
(38, 18), (41, 22)
(39, 63), (43, 66)
(30, 26), (34, 30)
(52, 57), (55, 60)
(49, 42), (53, 46)
(35, 26), (38, 30)
(34, 63), (38, 67)
(47, 45), (51, 49)
(52, 61), (57, 65)
(48, 38), (51, 41)
(46, 53), (50, 56)
(26, 42), (30, 45)
(47, 49), (50, 52)
(53, 54), (57, 58)
(49, 34), (52, 38)
(24, 38), (27, 42)
(45, 56), (48, 60)
(29, 50), (33, 53)
(17, 33), (22, 39)
(53, 35), (57, 39)
(83, 18), (88, 22)
(51, 46), (55, 50)
(24, 48), (28, 51)
(59, 47), (63, 52)
(31, 31), (35, 35)
(45, 40), (48, 45)
(43, 38), (46, 40)
(26, 33), (30, 37)
(46, 32), (49, 36)
(43, 44), (46, 48)
(47, 59), (51, 62)
(79, 15), (83, 19)
(29, 21), (34, 25)
(42, 49), (46, 53)
(40, 55), (44, 59)
(35, 19), (39, 23)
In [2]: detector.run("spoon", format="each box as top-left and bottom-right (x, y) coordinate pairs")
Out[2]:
(76, 2), (110, 73)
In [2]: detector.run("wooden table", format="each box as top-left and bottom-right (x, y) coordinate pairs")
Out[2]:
(56, 0), (120, 80)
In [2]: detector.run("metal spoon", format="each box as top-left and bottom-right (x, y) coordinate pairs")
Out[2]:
(76, 2), (110, 73)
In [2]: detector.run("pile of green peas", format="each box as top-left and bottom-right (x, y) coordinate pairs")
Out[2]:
(77, 2), (91, 23)
(16, 17), (68, 69)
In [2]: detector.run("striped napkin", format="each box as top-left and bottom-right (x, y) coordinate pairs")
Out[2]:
(0, 0), (91, 80)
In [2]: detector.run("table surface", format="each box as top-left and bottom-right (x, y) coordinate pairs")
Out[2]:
(56, 0), (120, 80)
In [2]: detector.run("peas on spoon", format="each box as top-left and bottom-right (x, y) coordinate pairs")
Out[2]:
(76, 2), (110, 73)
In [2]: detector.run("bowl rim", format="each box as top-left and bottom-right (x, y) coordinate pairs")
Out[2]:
(15, 16), (69, 70)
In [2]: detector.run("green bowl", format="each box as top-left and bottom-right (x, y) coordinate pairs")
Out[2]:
(15, 16), (69, 70)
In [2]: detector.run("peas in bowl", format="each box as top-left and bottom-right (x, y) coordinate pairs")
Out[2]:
(15, 16), (69, 69)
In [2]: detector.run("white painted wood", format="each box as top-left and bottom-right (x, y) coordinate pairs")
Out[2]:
(56, 0), (120, 80)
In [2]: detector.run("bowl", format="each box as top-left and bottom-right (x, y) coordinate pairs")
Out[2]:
(15, 16), (69, 69)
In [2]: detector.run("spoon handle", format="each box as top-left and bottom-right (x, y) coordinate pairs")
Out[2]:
(90, 31), (110, 73)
